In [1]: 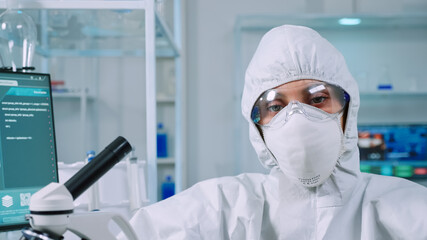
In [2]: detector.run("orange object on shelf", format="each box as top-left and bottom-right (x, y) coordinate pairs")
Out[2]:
(51, 80), (65, 86)
(414, 168), (427, 175)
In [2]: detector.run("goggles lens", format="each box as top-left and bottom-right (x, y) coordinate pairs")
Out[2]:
(251, 81), (349, 126)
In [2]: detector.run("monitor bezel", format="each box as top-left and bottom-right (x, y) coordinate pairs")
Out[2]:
(0, 71), (59, 231)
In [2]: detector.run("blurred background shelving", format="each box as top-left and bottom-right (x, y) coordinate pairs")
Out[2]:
(0, 0), (184, 203)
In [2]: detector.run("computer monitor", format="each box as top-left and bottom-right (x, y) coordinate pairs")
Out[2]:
(358, 124), (427, 179)
(0, 71), (58, 231)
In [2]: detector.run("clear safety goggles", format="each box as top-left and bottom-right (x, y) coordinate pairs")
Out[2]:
(251, 80), (349, 126)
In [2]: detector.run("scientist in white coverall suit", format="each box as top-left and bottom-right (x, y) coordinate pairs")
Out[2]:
(128, 25), (427, 239)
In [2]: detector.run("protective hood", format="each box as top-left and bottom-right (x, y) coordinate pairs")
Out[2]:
(241, 25), (360, 186)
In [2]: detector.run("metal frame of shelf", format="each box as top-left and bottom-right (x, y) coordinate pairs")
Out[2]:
(234, 13), (427, 31)
(360, 91), (427, 97)
(52, 88), (95, 99)
(1, 0), (183, 204)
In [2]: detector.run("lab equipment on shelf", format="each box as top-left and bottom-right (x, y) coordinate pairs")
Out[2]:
(57, 155), (149, 222)
(50, 80), (67, 93)
(0, 8), (36, 72)
(126, 148), (146, 213)
(376, 67), (393, 91)
(85, 150), (100, 211)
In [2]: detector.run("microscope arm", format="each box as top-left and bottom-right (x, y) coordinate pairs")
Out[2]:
(24, 136), (138, 240)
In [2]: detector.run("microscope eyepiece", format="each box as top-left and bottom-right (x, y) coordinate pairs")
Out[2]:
(64, 136), (132, 200)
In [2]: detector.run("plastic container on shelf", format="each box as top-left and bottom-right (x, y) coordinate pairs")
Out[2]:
(126, 148), (143, 213)
(51, 80), (68, 93)
(157, 123), (168, 158)
(161, 175), (175, 200)
(377, 67), (393, 91)
(85, 150), (100, 211)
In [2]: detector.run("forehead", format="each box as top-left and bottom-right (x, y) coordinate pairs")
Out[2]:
(274, 79), (323, 90)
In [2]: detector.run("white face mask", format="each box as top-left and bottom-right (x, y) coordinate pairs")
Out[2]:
(261, 102), (344, 187)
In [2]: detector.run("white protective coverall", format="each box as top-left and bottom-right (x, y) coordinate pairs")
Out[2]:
(127, 25), (427, 239)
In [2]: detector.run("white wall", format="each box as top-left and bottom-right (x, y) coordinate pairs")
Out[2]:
(185, 0), (296, 186)
(47, 57), (147, 164)
(184, 0), (427, 187)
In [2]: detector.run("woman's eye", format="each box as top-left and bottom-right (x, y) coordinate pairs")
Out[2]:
(311, 96), (327, 104)
(267, 105), (283, 112)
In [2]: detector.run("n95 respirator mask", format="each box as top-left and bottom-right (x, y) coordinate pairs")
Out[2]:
(261, 102), (344, 187)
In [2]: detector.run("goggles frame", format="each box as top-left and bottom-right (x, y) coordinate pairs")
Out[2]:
(251, 81), (349, 126)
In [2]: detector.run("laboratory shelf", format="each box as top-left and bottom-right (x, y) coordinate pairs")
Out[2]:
(157, 158), (175, 165)
(52, 90), (95, 100)
(0, 1), (179, 58)
(235, 13), (427, 31)
(360, 91), (427, 97)
(156, 95), (175, 104)
(0, 1), (145, 10)
(36, 47), (176, 58)
(20, 9), (179, 58)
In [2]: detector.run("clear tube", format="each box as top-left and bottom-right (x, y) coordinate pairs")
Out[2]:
(85, 151), (100, 211)
(126, 149), (142, 213)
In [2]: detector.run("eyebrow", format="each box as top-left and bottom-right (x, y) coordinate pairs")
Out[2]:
(269, 83), (328, 102)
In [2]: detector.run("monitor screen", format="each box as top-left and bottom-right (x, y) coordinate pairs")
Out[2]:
(358, 124), (427, 179)
(0, 72), (58, 231)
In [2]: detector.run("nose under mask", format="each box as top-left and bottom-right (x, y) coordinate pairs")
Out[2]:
(261, 103), (344, 187)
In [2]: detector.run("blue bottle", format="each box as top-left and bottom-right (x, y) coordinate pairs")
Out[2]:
(161, 175), (175, 200)
(157, 123), (168, 158)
